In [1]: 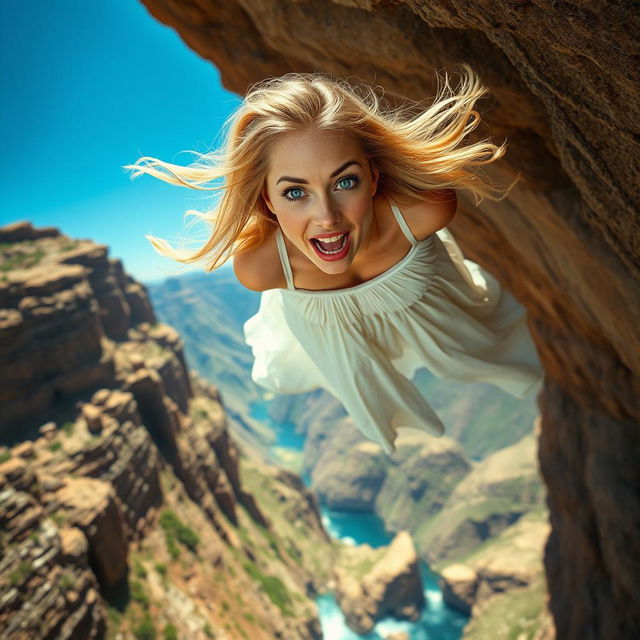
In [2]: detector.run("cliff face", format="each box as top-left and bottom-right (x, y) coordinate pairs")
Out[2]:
(134, 2), (640, 637)
(0, 222), (334, 639)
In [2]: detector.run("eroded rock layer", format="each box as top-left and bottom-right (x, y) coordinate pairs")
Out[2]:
(0, 221), (334, 639)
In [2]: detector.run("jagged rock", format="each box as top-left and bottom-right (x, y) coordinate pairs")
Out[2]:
(59, 414), (163, 543)
(0, 510), (106, 640)
(52, 477), (128, 589)
(130, 353), (145, 371)
(0, 257), (115, 435)
(0, 456), (38, 495)
(35, 471), (64, 493)
(38, 422), (56, 440)
(0, 221), (330, 639)
(439, 564), (479, 615)
(0, 221), (61, 242)
(90, 388), (111, 405)
(0, 479), (44, 545)
(82, 404), (104, 434)
(375, 433), (471, 532)
(124, 368), (180, 458)
(313, 438), (388, 511)
(0, 226), (169, 437)
(12, 442), (34, 460)
(334, 531), (425, 634)
(58, 526), (89, 560)
(146, 324), (193, 411)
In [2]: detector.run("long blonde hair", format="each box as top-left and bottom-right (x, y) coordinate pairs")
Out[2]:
(123, 63), (518, 272)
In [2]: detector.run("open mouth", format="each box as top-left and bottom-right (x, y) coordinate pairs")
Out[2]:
(310, 232), (350, 261)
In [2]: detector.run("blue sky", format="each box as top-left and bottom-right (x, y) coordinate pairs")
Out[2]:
(1, 0), (242, 284)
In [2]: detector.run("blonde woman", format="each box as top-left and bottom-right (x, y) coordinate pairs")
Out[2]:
(124, 64), (544, 454)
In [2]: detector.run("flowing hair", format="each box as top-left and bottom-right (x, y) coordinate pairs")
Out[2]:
(123, 63), (518, 272)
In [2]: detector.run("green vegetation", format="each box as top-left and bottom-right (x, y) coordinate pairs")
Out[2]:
(0, 249), (46, 271)
(260, 525), (284, 561)
(9, 560), (32, 586)
(154, 562), (167, 577)
(133, 612), (156, 640)
(203, 622), (214, 638)
(59, 572), (74, 592)
(62, 421), (76, 436)
(242, 559), (294, 617)
(242, 611), (256, 624)
(190, 406), (209, 421)
(105, 605), (123, 639)
(48, 440), (62, 452)
(49, 511), (68, 527)
(130, 579), (150, 609)
(0, 450), (11, 463)
(162, 623), (178, 640)
(133, 558), (147, 579)
(159, 509), (200, 558)
(285, 542), (303, 563)
(463, 575), (547, 640)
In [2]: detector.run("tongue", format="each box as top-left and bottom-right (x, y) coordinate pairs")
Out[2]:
(316, 235), (344, 251)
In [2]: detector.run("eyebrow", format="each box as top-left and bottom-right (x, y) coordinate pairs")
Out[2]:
(275, 160), (362, 185)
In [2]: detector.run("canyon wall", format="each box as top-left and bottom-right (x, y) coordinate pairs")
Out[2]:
(0, 222), (333, 639)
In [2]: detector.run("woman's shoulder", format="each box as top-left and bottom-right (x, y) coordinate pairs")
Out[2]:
(392, 189), (457, 241)
(233, 232), (287, 292)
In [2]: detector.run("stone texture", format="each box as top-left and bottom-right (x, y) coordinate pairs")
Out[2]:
(0, 224), (157, 436)
(333, 530), (426, 634)
(440, 563), (479, 615)
(0, 221), (331, 639)
(0, 487), (106, 640)
(52, 477), (128, 588)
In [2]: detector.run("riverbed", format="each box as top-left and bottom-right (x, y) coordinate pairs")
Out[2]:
(250, 400), (469, 639)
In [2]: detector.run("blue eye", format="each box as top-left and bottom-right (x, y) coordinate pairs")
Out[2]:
(337, 175), (359, 190)
(282, 187), (305, 201)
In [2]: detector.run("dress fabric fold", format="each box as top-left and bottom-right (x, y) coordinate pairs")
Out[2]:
(243, 203), (543, 454)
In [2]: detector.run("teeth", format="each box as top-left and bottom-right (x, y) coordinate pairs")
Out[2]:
(312, 233), (348, 255)
(315, 233), (346, 244)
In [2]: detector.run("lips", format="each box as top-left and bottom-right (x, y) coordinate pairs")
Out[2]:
(309, 232), (351, 261)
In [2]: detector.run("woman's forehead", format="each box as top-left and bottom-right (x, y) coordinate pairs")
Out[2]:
(266, 129), (365, 175)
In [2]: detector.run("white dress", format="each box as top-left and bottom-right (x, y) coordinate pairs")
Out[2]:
(243, 200), (544, 454)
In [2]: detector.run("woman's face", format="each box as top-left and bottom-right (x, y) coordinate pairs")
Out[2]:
(262, 128), (379, 274)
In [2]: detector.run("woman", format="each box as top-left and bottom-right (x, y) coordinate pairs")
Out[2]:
(124, 64), (543, 454)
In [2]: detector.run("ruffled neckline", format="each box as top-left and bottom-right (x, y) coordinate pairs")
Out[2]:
(280, 234), (434, 297)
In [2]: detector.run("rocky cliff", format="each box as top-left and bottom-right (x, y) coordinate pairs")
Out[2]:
(133, 3), (640, 637)
(0, 222), (338, 639)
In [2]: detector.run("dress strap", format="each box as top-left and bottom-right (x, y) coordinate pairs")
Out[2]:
(275, 227), (296, 290)
(389, 200), (418, 247)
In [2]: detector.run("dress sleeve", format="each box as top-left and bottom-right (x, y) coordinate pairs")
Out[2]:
(243, 289), (331, 394)
(281, 310), (445, 454)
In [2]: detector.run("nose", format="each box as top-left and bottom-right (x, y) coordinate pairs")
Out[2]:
(313, 198), (341, 229)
